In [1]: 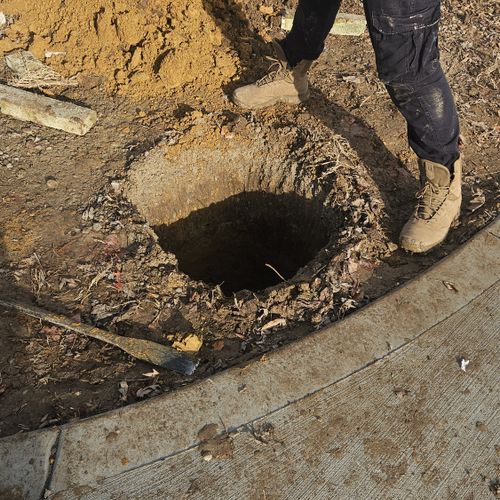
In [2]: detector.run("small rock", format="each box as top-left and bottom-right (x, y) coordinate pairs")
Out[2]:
(201, 450), (213, 462)
(459, 357), (470, 372)
(393, 387), (410, 399)
(259, 5), (275, 16)
(0, 12), (6, 29)
(46, 178), (58, 189)
(475, 421), (488, 432)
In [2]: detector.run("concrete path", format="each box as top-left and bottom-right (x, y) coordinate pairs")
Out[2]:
(1, 219), (499, 500)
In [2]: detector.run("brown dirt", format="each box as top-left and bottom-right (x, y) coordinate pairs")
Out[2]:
(0, 0), (239, 96)
(0, 0), (498, 437)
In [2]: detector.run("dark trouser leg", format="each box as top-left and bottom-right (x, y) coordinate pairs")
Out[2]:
(280, 0), (342, 66)
(364, 0), (460, 169)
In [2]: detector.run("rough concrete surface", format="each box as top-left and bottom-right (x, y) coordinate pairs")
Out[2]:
(0, 427), (59, 500)
(1, 219), (498, 499)
(59, 281), (500, 499)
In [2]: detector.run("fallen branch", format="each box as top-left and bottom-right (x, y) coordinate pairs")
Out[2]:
(0, 83), (97, 135)
(0, 298), (197, 375)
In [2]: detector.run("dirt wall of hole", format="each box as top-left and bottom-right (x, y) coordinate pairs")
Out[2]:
(125, 120), (318, 227)
(124, 118), (374, 294)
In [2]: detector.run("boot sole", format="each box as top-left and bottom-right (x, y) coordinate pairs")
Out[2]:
(400, 213), (461, 254)
(232, 91), (310, 110)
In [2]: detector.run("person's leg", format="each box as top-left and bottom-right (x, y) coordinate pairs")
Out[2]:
(363, 0), (460, 169)
(232, 0), (341, 109)
(363, 0), (462, 252)
(281, 0), (342, 67)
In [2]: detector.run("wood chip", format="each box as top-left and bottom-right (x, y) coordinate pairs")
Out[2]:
(172, 334), (203, 353)
(261, 318), (287, 332)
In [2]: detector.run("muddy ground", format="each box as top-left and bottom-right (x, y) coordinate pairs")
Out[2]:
(0, 0), (498, 437)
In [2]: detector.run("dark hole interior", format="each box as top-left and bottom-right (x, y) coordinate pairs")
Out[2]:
(154, 191), (334, 295)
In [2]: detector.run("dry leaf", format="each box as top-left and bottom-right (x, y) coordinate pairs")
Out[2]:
(136, 384), (161, 398)
(212, 340), (225, 351)
(91, 303), (114, 321)
(143, 369), (160, 378)
(41, 325), (62, 339)
(442, 281), (459, 293)
(342, 75), (362, 84)
(467, 187), (485, 213)
(5, 50), (78, 88)
(261, 318), (287, 332)
(172, 334), (203, 353)
(319, 287), (331, 302)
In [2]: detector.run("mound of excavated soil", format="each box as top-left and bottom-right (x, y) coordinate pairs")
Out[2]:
(0, 0), (240, 96)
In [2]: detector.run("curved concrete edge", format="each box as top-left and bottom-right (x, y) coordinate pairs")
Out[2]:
(57, 280), (500, 500)
(0, 427), (59, 500)
(0, 218), (498, 498)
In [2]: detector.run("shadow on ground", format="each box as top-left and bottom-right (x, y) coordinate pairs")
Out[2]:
(202, 0), (418, 241)
(154, 191), (338, 294)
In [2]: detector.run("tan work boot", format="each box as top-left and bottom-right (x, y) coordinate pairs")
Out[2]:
(232, 41), (312, 109)
(400, 158), (462, 253)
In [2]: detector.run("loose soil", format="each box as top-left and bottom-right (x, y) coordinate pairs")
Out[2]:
(0, 0), (239, 96)
(0, 0), (498, 437)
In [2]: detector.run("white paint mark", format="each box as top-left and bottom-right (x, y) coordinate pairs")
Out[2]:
(459, 358), (470, 372)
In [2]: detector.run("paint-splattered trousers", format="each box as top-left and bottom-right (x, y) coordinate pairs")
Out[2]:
(281, 0), (460, 169)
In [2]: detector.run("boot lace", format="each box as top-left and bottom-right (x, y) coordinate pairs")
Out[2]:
(256, 57), (289, 87)
(415, 182), (450, 220)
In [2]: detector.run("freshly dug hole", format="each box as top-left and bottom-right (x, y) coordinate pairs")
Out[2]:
(154, 191), (333, 294)
(124, 119), (372, 301)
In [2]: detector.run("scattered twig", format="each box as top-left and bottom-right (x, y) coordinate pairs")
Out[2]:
(265, 263), (286, 282)
(0, 299), (197, 374)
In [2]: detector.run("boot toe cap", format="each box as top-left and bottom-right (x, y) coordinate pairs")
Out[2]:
(399, 235), (429, 253)
(232, 85), (258, 109)
(399, 220), (447, 254)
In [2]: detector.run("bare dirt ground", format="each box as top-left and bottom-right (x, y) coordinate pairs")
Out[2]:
(0, 0), (498, 437)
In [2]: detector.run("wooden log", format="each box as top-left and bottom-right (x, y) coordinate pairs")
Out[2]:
(281, 12), (366, 37)
(0, 83), (97, 135)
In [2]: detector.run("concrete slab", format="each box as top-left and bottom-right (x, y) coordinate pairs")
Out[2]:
(0, 427), (59, 500)
(46, 220), (500, 494)
(57, 280), (500, 499)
